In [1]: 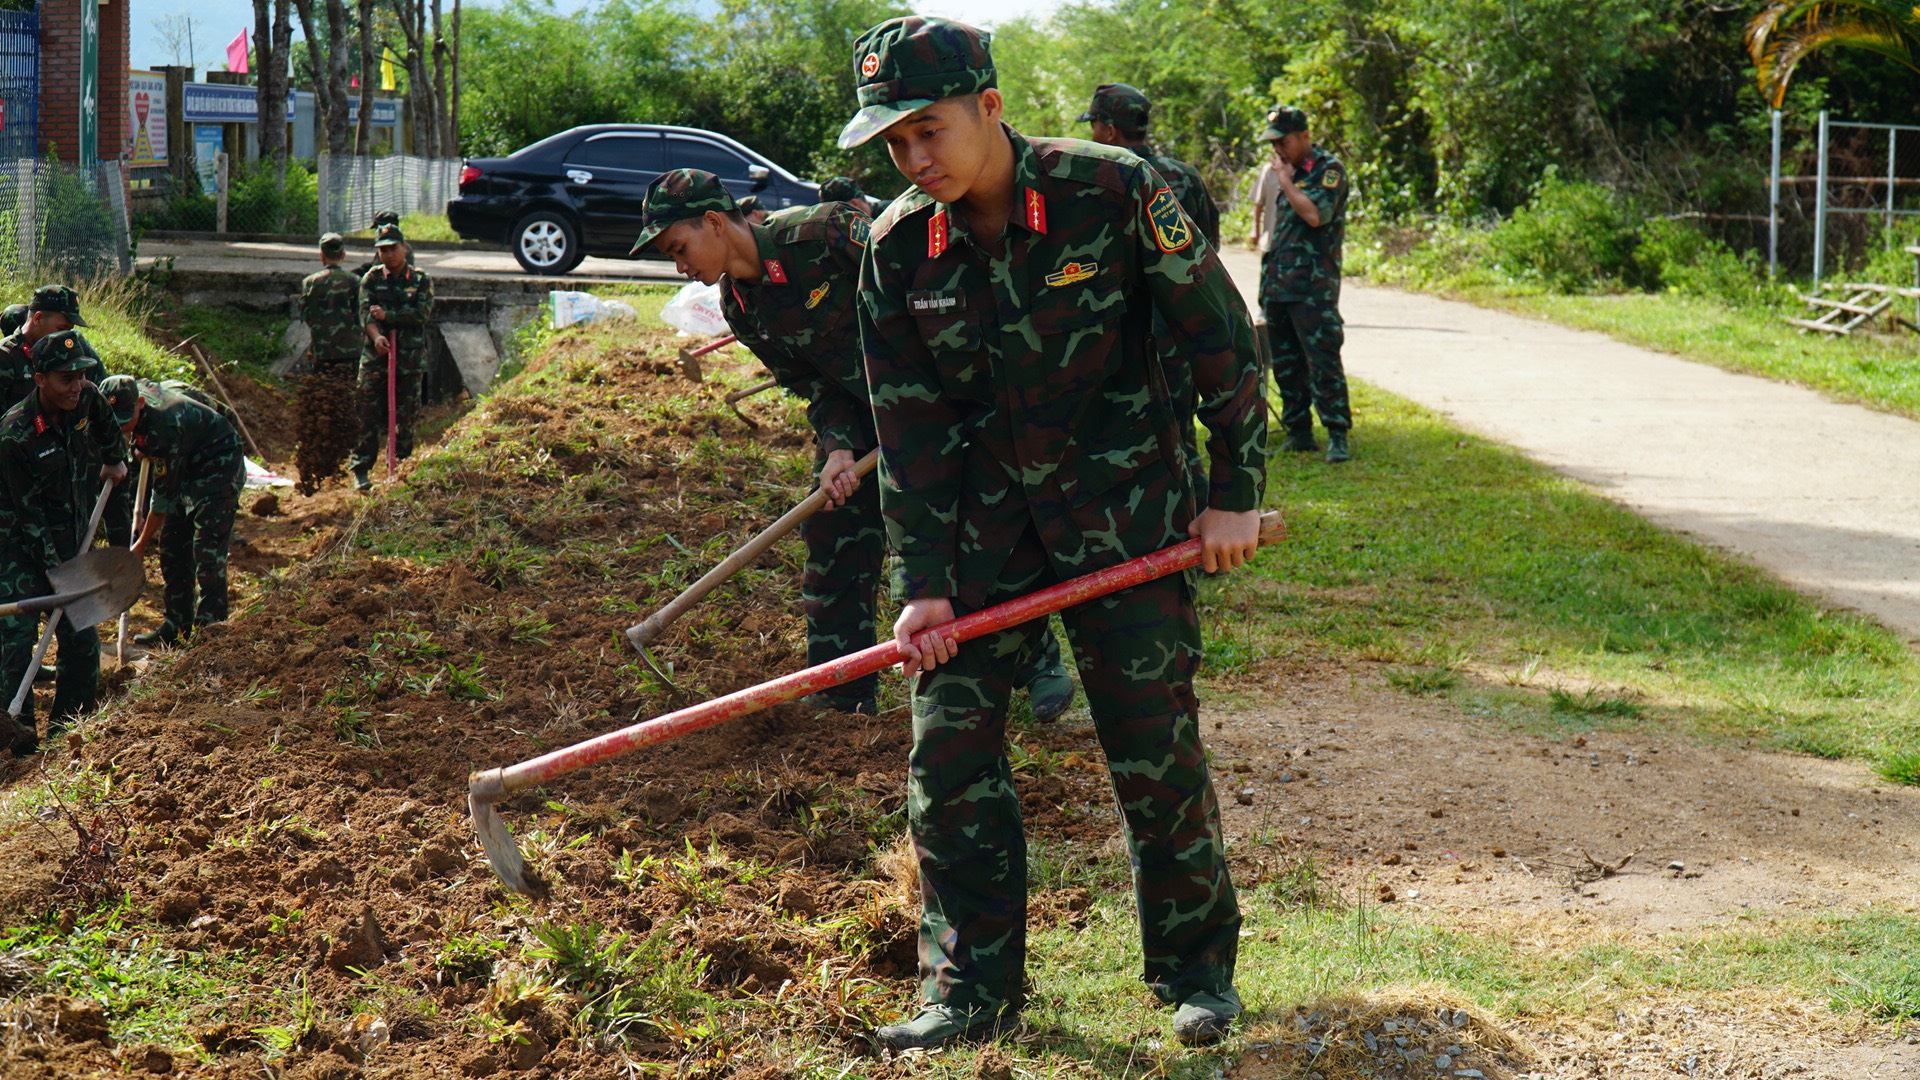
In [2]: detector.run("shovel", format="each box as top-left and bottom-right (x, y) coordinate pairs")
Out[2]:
(386, 331), (399, 481)
(477, 509), (1286, 894)
(677, 334), (737, 382)
(9, 484), (121, 718)
(117, 458), (153, 663)
(623, 448), (880, 685)
(0, 553), (145, 624)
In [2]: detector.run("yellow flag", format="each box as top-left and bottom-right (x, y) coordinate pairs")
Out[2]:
(380, 47), (397, 91)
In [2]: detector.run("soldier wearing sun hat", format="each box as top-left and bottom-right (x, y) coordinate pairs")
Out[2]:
(0, 332), (128, 756)
(843, 15), (1265, 1052)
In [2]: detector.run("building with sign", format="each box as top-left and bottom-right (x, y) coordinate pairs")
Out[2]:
(37, 0), (129, 166)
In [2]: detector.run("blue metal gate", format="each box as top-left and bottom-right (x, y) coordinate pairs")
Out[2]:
(0, 9), (36, 163)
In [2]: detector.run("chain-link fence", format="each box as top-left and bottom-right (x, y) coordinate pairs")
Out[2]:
(131, 154), (460, 237)
(1769, 111), (1920, 284)
(317, 156), (461, 235)
(0, 160), (132, 278)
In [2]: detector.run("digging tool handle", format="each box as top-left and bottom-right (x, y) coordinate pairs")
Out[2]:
(724, 377), (779, 406)
(690, 334), (737, 359)
(488, 510), (1285, 800)
(116, 458), (153, 663)
(386, 330), (399, 481)
(189, 344), (264, 462)
(625, 447), (880, 650)
(0, 582), (111, 620)
(10, 484), (116, 717)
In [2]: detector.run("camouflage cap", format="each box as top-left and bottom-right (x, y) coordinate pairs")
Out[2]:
(373, 223), (406, 247)
(630, 169), (737, 254)
(1262, 105), (1309, 141)
(1078, 83), (1152, 131)
(371, 210), (402, 229)
(839, 17), (995, 150)
(31, 331), (93, 374)
(818, 176), (862, 203)
(28, 284), (86, 327)
(98, 373), (145, 426)
(0, 304), (26, 337)
(319, 231), (346, 255)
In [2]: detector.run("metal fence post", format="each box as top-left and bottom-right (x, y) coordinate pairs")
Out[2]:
(315, 152), (330, 234)
(1813, 110), (1829, 288)
(1887, 128), (1898, 247)
(14, 159), (34, 272)
(1769, 110), (1781, 279)
(215, 149), (229, 234)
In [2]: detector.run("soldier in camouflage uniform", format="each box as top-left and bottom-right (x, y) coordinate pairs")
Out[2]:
(0, 305), (26, 337)
(296, 233), (364, 494)
(351, 224), (435, 490)
(843, 17), (1267, 1051)
(818, 175), (888, 218)
(0, 286), (89, 411)
(1260, 105), (1352, 463)
(0, 334), (129, 757)
(102, 375), (246, 647)
(631, 169), (1074, 719)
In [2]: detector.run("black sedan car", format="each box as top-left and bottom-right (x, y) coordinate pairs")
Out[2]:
(448, 124), (821, 275)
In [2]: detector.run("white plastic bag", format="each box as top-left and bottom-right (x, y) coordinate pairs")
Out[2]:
(658, 280), (730, 338)
(549, 290), (606, 329)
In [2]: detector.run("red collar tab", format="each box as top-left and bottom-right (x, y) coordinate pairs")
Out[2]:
(928, 210), (949, 259)
(31, 414), (45, 435)
(730, 281), (746, 309)
(1024, 188), (1047, 234)
(763, 259), (787, 284)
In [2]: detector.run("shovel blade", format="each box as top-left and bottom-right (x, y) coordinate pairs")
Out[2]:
(46, 549), (145, 632)
(676, 347), (704, 382)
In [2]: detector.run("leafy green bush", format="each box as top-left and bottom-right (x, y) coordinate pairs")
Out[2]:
(1631, 218), (1765, 304)
(135, 181), (217, 233)
(227, 160), (318, 234)
(1484, 172), (1639, 293)
(35, 164), (120, 279)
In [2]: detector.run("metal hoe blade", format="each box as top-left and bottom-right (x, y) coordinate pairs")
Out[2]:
(468, 768), (541, 896)
(622, 625), (681, 693)
(46, 549), (146, 631)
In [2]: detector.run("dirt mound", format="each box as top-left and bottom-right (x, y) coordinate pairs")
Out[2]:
(1229, 989), (1529, 1080)
(0, 324), (1121, 1077)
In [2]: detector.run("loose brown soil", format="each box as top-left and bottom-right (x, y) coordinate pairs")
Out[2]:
(3, 320), (1917, 1079)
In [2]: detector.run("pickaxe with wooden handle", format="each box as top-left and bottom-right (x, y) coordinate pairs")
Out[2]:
(624, 448), (879, 689)
(677, 334), (737, 382)
(473, 510), (1286, 894)
(724, 377), (778, 429)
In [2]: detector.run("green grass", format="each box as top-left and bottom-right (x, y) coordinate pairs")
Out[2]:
(151, 296), (287, 383)
(346, 212), (459, 244)
(1202, 381), (1920, 777)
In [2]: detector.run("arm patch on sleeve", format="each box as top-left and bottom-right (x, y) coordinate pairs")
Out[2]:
(1147, 188), (1192, 253)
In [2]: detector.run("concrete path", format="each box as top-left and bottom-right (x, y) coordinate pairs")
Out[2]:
(141, 237), (681, 286)
(1216, 248), (1920, 642)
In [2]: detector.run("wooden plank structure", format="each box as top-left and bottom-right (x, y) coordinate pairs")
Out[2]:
(1789, 280), (1920, 336)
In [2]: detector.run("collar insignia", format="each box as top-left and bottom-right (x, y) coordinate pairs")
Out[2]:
(927, 210), (949, 259)
(1024, 188), (1047, 234)
(1045, 261), (1097, 287)
(806, 283), (831, 310)
(764, 260), (788, 284)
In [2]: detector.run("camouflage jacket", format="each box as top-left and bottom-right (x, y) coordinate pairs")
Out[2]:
(0, 387), (129, 572)
(1134, 143), (1220, 247)
(1261, 144), (1348, 304)
(720, 202), (877, 456)
(302, 265), (365, 362)
(858, 126), (1266, 605)
(128, 382), (245, 515)
(359, 264), (435, 371)
(0, 333), (32, 414)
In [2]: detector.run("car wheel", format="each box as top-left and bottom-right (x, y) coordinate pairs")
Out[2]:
(512, 211), (581, 275)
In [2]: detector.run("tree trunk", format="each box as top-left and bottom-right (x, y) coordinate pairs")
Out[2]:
(389, 0), (439, 155)
(253, 0), (294, 223)
(293, 0), (354, 157)
(355, 0), (375, 154)
(430, 0), (452, 157)
(449, 0), (460, 157)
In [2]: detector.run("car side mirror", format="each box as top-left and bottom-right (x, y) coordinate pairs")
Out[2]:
(748, 164), (770, 190)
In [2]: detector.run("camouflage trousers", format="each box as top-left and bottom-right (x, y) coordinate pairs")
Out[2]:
(800, 460), (1064, 705)
(1266, 297), (1350, 435)
(158, 454), (245, 634)
(908, 526), (1238, 1017)
(102, 475), (136, 549)
(297, 357), (361, 494)
(0, 562), (98, 733)
(351, 360), (423, 474)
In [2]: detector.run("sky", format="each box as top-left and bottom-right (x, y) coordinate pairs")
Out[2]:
(131, 0), (1066, 73)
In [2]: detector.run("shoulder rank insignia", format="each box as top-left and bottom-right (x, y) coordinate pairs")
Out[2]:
(764, 260), (788, 284)
(927, 210), (949, 259)
(1024, 188), (1047, 234)
(848, 217), (870, 248)
(1323, 168), (1343, 189)
(806, 283), (831, 310)
(1147, 188), (1192, 253)
(1045, 261), (1097, 287)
